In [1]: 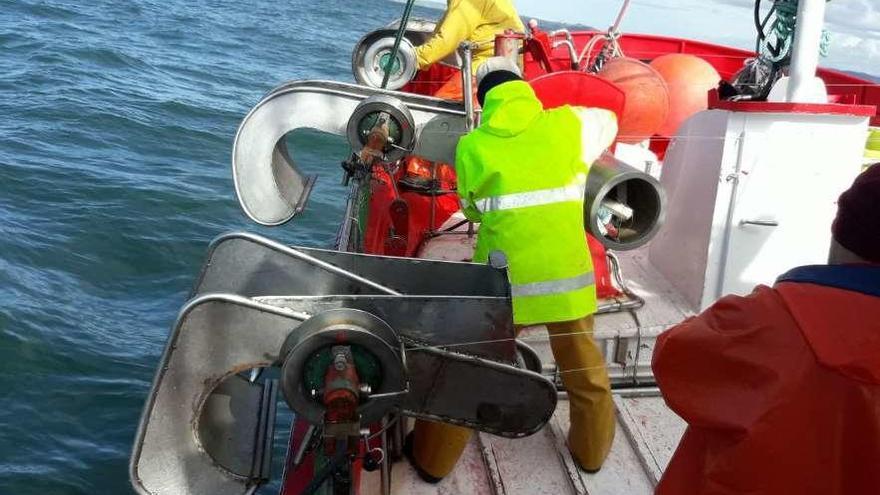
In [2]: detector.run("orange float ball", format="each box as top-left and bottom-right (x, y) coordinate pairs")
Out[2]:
(597, 57), (670, 144)
(649, 54), (721, 137)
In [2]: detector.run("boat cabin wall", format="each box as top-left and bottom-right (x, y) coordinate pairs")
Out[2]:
(649, 108), (869, 311)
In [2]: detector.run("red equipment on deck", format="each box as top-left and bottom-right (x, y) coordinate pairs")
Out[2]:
(649, 54), (721, 137)
(596, 58), (669, 143)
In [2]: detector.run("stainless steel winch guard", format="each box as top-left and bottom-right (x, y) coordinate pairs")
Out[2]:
(132, 234), (557, 494)
(193, 232), (516, 361)
(132, 294), (555, 495)
(232, 80), (467, 226)
(130, 294), (304, 495)
(191, 231), (510, 299)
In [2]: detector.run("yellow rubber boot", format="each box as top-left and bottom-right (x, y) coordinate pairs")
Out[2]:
(546, 316), (615, 471)
(410, 419), (473, 481)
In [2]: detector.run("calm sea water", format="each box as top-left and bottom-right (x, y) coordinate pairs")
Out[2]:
(0, 1), (450, 493)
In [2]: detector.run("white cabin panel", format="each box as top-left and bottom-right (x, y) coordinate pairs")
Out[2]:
(716, 112), (867, 299)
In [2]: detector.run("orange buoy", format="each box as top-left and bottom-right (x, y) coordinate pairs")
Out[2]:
(596, 57), (670, 144)
(649, 54), (721, 137)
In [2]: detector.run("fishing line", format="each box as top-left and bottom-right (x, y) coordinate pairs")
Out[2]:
(400, 320), (686, 353)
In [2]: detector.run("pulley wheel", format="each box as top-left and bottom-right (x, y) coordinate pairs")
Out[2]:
(346, 95), (416, 163)
(280, 309), (406, 425)
(353, 36), (418, 91)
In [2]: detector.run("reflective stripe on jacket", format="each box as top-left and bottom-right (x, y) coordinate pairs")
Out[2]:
(414, 0), (524, 72)
(455, 80), (617, 325)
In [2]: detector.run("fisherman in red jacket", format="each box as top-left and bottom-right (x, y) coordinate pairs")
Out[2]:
(653, 165), (880, 495)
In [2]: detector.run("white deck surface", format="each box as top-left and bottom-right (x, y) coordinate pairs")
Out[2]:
(364, 241), (693, 494)
(363, 396), (685, 495)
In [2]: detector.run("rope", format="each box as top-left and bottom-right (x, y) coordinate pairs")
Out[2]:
(403, 320), (685, 353)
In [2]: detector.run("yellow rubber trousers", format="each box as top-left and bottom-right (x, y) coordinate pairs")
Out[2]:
(411, 316), (615, 478)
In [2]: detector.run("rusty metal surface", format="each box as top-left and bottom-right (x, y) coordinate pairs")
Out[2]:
(477, 428), (578, 495)
(132, 235), (559, 493)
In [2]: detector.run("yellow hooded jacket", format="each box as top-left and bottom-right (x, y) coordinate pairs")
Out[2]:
(415, 0), (524, 73)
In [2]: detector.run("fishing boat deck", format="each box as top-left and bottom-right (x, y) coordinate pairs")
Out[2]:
(364, 234), (695, 494)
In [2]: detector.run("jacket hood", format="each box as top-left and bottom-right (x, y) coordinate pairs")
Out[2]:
(479, 80), (543, 138)
(776, 264), (880, 384)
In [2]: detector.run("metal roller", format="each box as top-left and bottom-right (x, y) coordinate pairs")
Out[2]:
(346, 95), (416, 162)
(585, 153), (667, 251)
(279, 309), (407, 426)
(352, 36), (418, 91)
(351, 19), (439, 90)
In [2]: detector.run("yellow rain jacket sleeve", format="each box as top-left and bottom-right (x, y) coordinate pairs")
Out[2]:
(415, 0), (524, 72)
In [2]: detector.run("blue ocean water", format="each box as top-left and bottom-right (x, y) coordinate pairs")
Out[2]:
(0, 1), (445, 493)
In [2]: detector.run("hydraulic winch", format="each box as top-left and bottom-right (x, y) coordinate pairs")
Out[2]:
(130, 232), (558, 495)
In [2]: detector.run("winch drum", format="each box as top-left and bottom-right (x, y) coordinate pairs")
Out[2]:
(279, 309), (406, 426)
(346, 95), (417, 163)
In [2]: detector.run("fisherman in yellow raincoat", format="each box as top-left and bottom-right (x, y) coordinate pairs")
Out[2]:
(414, 0), (524, 99)
(406, 57), (620, 481)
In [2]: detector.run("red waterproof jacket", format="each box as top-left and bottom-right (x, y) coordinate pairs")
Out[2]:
(653, 264), (880, 495)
